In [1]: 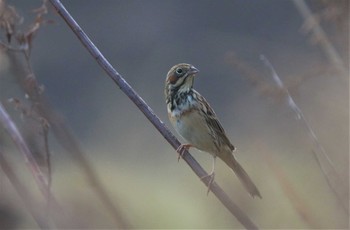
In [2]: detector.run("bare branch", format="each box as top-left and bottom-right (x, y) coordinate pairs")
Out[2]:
(6, 36), (132, 230)
(0, 0), (131, 226)
(261, 55), (348, 215)
(48, 0), (260, 229)
(0, 101), (49, 197)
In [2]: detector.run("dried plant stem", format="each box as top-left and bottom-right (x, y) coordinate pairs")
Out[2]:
(292, 0), (347, 79)
(261, 55), (348, 215)
(42, 120), (52, 223)
(0, 150), (48, 229)
(1, 1), (131, 224)
(8, 53), (131, 229)
(0, 101), (49, 199)
(48, 0), (259, 229)
(0, 102), (65, 226)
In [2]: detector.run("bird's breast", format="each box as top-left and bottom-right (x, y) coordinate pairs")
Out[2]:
(168, 106), (220, 155)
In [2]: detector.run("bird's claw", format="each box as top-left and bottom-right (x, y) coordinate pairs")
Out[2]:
(176, 144), (192, 162)
(200, 172), (215, 195)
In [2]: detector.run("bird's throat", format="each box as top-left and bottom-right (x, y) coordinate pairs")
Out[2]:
(167, 89), (195, 116)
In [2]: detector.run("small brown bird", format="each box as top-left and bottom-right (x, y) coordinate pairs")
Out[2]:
(165, 63), (261, 198)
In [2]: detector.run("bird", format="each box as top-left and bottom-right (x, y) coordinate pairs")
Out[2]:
(165, 63), (261, 198)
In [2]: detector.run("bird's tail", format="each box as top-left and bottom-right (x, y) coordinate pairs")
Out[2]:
(221, 153), (262, 198)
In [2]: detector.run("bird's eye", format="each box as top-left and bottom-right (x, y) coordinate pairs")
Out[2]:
(175, 68), (183, 75)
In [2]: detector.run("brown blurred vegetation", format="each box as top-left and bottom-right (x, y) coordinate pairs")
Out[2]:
(0, 0), (348, 229)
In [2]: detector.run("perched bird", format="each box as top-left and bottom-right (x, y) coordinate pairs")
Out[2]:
(165, 63), (261, 198)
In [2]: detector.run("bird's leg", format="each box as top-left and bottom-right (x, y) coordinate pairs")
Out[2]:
(200, 156), (216, 195)
(176, 144), (192, 162)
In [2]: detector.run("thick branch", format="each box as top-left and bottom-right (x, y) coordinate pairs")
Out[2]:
(48, 0), (259, 229)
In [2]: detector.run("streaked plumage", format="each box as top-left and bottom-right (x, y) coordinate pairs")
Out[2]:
(165, 63), (261, 198)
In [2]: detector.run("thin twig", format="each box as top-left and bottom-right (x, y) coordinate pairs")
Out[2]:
(2, 1), (128, 228)
(7, 39), (131, 229)
(41, 118), (52, 225)
(6, 98), (54, 223)
(48, 0), (260, 229)
(0, 102), (64, 224)
(0, 101), (48, 198)
(0, 40), (25, 52)
(7, 54), (132, 228)
(292, 0), (347, 79)
(0, 150), (48, 229)
(260, 55), (348, 215)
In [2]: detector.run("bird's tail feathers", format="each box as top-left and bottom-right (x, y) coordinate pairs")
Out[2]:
(221, 154), (262, 198)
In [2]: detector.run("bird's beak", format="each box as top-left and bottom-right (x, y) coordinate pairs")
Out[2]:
(189, 65), (199, 75)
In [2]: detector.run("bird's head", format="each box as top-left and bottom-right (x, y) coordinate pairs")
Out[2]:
(165, 63), (199, 96)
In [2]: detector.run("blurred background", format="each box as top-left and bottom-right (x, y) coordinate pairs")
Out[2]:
(0, 0), (348, 229)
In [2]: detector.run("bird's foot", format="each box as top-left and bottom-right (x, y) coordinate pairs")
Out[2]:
(200, 172), (215, 195)
(176, 144), (192, 162)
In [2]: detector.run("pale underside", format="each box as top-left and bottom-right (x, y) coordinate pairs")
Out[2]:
(168, 93), (233, 157)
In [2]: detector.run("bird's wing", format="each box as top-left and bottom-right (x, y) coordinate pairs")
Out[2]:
(194, 90), (236, 151)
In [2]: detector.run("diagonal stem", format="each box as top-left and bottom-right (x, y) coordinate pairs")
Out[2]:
(48, 0), (260, 229)
(261, 55), (348, 215)
(0, 102), (49, 200)
(0, 102), (65, 227)
(292, 0), (347, 79)
(0, 150), (48, 229)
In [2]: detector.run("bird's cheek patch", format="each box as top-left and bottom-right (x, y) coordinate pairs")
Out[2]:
(168, 74), (178, 84)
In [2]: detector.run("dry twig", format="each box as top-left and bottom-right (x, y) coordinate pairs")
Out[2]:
(0, 101), (49, 199)
(292, 0), (347, 79)
(261, 55), (348, 215)
(0, 150), (48, 229)
(1, 1), (131, 227)
(48, 0), (260, 229)
(0, 101), (67, 228)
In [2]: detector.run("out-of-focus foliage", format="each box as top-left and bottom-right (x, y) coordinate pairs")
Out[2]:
(0, 0), (348, 228)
